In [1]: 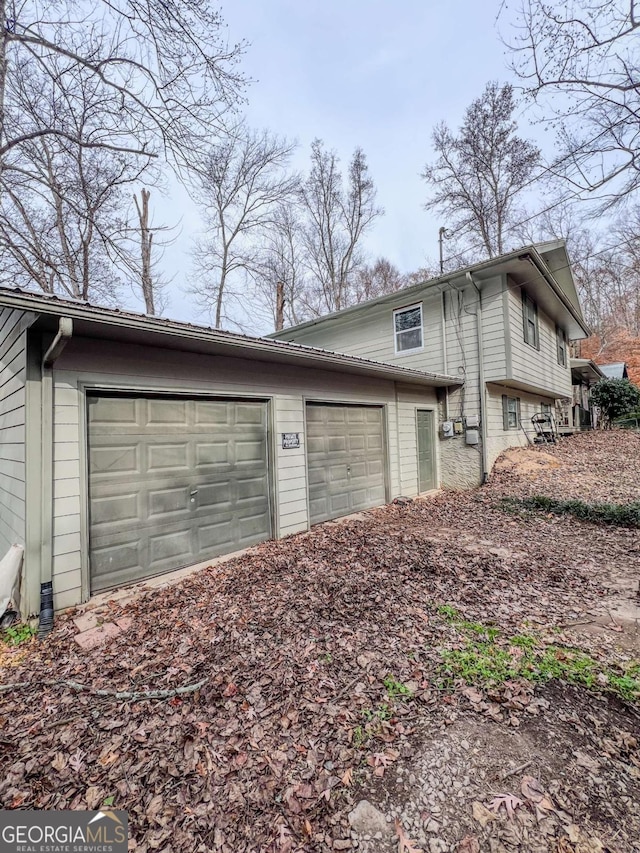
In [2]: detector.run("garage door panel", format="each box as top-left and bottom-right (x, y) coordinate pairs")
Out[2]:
(147, 399), (187, 424)
(88, 395), (271, 592)
(147, 442), (190, 471)
(91, 493), (139, 528)
(236, 438), (266, 463)
(306, 403), (386, 525)
(196, 481), (232, 508)
(307, 436), (326, 454)
(148, 485), (192, 518)
(90, 444), (139, 475)
(149, 528), (192, 565)
(89, 397), (138, 426)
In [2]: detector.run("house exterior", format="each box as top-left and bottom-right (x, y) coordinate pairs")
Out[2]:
(558, 358), (605, 434)
(0, 287), (461, 618)
(274, 240), (591, 488)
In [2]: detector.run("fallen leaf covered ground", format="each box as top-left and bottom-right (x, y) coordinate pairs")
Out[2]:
(1, 431), (639, 852)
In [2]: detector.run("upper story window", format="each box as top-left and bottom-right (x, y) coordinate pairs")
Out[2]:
(394, 304), (423, 354)
(522, 292), (539, 349)
(556, 326), (567, 367)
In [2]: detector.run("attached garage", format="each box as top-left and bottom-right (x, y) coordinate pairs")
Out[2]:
(87, 395), (271, 592)
(306, 403), (386, 525)
(0, 287), (460, 620)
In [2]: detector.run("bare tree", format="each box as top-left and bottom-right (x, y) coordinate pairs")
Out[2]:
(192, 125), (298, 328)
(254, 201), (308, 329)
(353, 257), (406, 302)
(505, 0), (640, 210)
(300, 140), (383, 315)
(517, 200), (640, 343)
(0, 1), (246, 170)
(422, 82), (540, 260)
(0, 54), (151, 303)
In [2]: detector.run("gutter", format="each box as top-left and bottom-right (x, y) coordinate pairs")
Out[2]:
(0, 291), (460, 389)
(38, 317), (73, 638)
(466, 273), (489, 484)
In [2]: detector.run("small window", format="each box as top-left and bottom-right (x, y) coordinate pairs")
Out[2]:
(522, 293), (539, 349)
(394, 304), (423, 353)
(556, 326), (567, 366)
(502, 394), (521, 430)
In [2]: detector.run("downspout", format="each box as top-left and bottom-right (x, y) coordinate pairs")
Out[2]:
(38, 317), (73, 638)
(466, 273), (489, 484)
(441, 289), (449, 420)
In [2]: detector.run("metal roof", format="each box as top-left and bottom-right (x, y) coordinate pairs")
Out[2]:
(0, 285), (462, 388)
(599, 363), (629, 379)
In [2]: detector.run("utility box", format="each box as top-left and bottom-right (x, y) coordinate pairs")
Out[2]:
(465, 429), (479, 445)
(465, 413), (479, 428)
(453, 418), (464, 435)
(441, 420), (454, 438)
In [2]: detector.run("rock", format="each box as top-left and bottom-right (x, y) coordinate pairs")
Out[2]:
(348, 801), (393, 837)
(333, 841), (352, 850)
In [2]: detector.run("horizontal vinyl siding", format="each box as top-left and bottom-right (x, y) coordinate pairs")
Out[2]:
(51, 338), (437, 608)
(506, 283), (572, 397)
(52, 377), (83, 611)
(485, 385), (556, 471)
(278, 291), (446, 374)
(0, 308), (28, 559)
(481, 276), (507, 382)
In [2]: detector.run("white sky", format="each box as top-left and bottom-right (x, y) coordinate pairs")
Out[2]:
(154, 0), (549, 332)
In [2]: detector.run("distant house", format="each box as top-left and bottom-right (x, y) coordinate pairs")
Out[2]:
(558, 358), (605, 433)
(599, 362), (629, 380)
(273, 240), (591, 488)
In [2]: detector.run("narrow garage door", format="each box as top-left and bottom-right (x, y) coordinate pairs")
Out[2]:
(306, 403), (386, 525)
(87, 395), (271, 592)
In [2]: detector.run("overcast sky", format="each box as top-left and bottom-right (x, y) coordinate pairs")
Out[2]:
(156, 0), (545, 331)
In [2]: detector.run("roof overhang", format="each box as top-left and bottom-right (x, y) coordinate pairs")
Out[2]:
(570, 358), (605, 383)
(0, 288), (461, 389)
(273, 242), (590, 343)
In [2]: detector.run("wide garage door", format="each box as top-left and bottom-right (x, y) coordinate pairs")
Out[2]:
(306, 403), (386, 525)
(87, 395), (271, 592)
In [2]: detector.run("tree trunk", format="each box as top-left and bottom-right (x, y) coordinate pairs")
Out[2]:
(275, 281), (285, 331)
(134, 188), (155, 315)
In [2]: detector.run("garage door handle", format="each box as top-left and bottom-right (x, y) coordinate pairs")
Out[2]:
(190, 489), (198, 496)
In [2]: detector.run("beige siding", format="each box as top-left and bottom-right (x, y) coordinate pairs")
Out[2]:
(506, 282), (572, 397)
(0, 308), (28, 559)
(280, 292), (446, 374)
(482, 276), (507, 383)
(50, 337), (435, 608)
(485, 385), (556, 470)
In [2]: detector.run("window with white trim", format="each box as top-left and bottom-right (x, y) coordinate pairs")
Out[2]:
(522, 293), (539, 349)
(394, 304), (423, 353)
(502, 394), (521, 430)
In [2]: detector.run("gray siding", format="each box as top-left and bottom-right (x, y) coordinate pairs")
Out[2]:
(485, 385), (556, 471)
(280, 292), (446, 374)
(481, 276), (508, 383)
(0, 309), (28, 559)
(50, 337), (438, 610)
(506, 281), (572, 398)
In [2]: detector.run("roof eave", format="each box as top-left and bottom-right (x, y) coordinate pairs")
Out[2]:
(0, 289), (461, 389)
